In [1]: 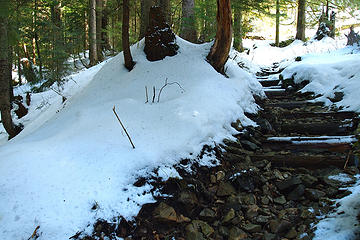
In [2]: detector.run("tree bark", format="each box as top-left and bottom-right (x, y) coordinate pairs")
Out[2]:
(96, 0), (104, 61)
(275, 0), (280, 46)
(139, 0), (153, 40)
(122, 0), (135, 71)
(0, 13), (20, 139)
(180, 0), (197, 42)
(89, 0), (97, 66)
(295, 0), (306, 41)
(233, 7), (243, 52)
(101, 0), (111, 50)
(157, 0), (170, 24)
(207, 0), (232, 74)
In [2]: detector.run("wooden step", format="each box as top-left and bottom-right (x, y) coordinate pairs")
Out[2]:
(251, 153), (352, 168)
(278, 121), (356, 136)
(280, 111), (359, 120)
(264, 89), (287, 99)
(264, 101), (324, 110)
(259, 79), (280, 87)
(263, 136), (356, 153)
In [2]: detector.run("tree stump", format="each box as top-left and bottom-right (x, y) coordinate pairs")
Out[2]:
(144, 6), (178, 61)
(346, 26), (360, 46)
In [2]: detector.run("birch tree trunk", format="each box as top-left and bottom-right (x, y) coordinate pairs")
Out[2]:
(296, 0), (306, 41)
(180, 0), (197, 42)
(89, 0), (97, 66)
(122, 0), (135, 71)
(207, 0), (232, 74)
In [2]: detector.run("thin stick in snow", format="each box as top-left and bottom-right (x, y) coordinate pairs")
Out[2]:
(145, 86), (149, 103)
(112, 106), (135, 149)
(157, 78), (185, 103)
(152, 86), (156, 103)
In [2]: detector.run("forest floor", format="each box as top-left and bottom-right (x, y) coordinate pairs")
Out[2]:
(77, 60), (360, 240)
(1, 36), (360, 240)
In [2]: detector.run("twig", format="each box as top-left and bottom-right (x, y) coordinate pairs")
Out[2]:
(152, 86), (156, 103)
(344, 150), (352, 169)
(157, 78), (185, 103)
(145, 86), (149, 103)
(50, 87), (67, 103)
(28, 226), (40, 240)
(112, 106), (135, 149)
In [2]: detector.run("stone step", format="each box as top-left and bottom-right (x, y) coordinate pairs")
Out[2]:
(250, 153), (352, 168)
(262, 136), (356, 153)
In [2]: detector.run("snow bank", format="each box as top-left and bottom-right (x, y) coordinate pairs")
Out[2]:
(281, 48), (360, 112)
(0, 38), (262, 239)
(314, 175), (360, 240)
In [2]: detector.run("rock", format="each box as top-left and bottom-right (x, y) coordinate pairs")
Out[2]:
(242, 223), (262, 233)
(223, 208), (236, 223)
(240, 140), (259, 151)
(276, 176), (302, 191)
(231, 170), (259, 192)
(240, 194), (257, 205)
(186, 220), (214, 239)
(246, 205), (260, 219)
(229, 226), (248, 240)
(210, 175), (217, 184)
(199, 208), (216, 221)
(255, 215), (271, 225)
(153, 202), (190, 223)
(274, 196), (287, 205)
(287, 184), (305, 201)
(144, 6), (178, 61)
(295, 56), (302, 61)
(277, 220), (293, 234)
(328, 91), (344, 103)
(153, 202), (177, 222)
(305, 188), (326, 201)
(217, 182), (236, 197)
(300, 209), (315, 219)
(269, 220), (280, 233)
(300, 174), (318, 187)
(264, 231), (276, 240)
(285, 227), (298, 239)
(216, 171), (226, 181)
(178, 191), (198, 206)
(219, 226), (230, 237)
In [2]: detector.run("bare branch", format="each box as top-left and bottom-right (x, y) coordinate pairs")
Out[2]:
(157, 78), (185, 103)
(112, 106), (135, 149)
(145, 86), (149, 103)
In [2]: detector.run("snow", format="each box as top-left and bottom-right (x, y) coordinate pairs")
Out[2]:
(314, 175), (360, 240)
(0, 37), (262, 239)
(267, 136), (357, 144)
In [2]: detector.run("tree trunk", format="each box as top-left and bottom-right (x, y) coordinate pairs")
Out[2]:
(89, 0), (97, 66)
(158, 0), (170, 24)
(275, 0), (280, 46)
(122, 0), (135, 71)
(96, 0), (104, 61)
(101, 0), (111, 50)
(180, 0), (197, 42)
(233, 7), (243, 52)
(207, 0), (232, 74)
(295, 0), (306, 41)
(0, 13), (20, 139)
(139, 0), (153, 40)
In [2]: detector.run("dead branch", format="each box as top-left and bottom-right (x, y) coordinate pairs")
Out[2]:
(157, 78), (185, 103)
(28, 226), (40, 240)
(50, 87), (67, 103)
(152, 86), (156, 103)
(145, 86), (149, 103)
(113, 106), (135, 149)
(344, 150), (352, 169)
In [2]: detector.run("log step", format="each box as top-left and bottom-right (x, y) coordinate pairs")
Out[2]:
(278, 121), (357, 136)
(279, 111), (359, 120)
(264, 101), (324, 110)
(263, 136), (356, 153)
(264, 89), (289, 99)
(259, 79), (280, 87)
(250, 153), (352, 168)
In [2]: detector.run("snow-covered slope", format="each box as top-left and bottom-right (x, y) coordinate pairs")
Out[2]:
(0, 38), (263, 239)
